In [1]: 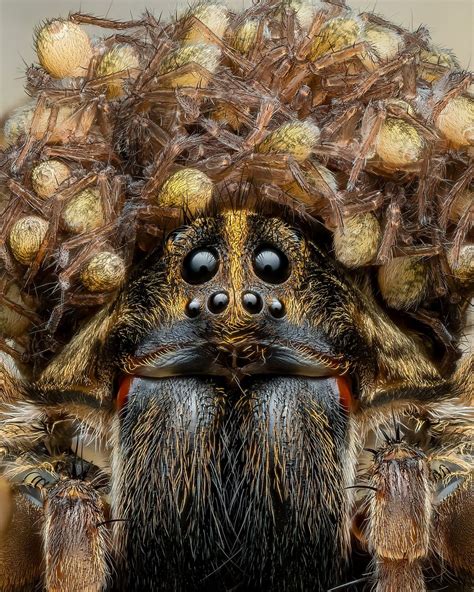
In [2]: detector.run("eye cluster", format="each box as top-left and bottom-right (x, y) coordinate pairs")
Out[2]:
(181, 245), (290, 285)
(182, 244), (290, 319)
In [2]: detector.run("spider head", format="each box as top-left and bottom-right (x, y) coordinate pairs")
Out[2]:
(36, 205), (444, 415)
(106, 208), (372, 392)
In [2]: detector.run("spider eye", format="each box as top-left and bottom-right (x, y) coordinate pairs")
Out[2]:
(182, 248), (219, 284)
(253, 245), (290, 284)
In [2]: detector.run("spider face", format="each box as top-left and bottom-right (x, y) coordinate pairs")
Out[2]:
(105, 209), (371, 387)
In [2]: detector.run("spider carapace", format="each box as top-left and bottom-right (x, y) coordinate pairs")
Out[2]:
(2, 205), (471, 592)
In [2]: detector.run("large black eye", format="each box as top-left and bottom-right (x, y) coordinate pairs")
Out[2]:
(182, 248), (219, 284)
(253, 245), (290, 284)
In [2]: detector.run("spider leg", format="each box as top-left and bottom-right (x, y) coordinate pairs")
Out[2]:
(1, 349), (112, 590)
(414, 395), (473, 582)
(365, 440), (431, 591)
(0, 461), (110, 592)
(433, 471), (473, 580)
(0, 398), (57, 590)
(0, 432), (110, 592)
(0, 487), (43, 592)
(43, 478), (110, 592)
(375, 560), (425, 592)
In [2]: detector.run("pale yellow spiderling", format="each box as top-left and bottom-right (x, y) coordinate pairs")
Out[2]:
(81, 252), (126, 293)
(436, 96), (474, 148)
(157, 44), (221, 88)
(8, 216), (49, 265)
(257, 120), (320, 162)
(360, 25), (404, 72)
(61, 189), (105, 234)
(375, 118), (425, 167)
(31, 160), (71, 199)
(333, 213), (381, 267)
(283, 164), (337, 206)
(3, 102), (93, 146)
(231, 18), (270, 55)
(96, 44), (140, 98)
(448, 244), (474, 287)
(283, 0), (327, 30)
(310, 16), (364, 62)
(378, 257), (429, 309)
(181, 1), (229, 45)
(419, 45), (460, 83)
(35, 19), (92, 78)
(157, 168), (214, 214)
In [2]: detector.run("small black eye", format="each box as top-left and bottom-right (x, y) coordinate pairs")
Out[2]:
(208, 291), (229, 314)
(182, 248), (219, 284)
(269, 298), (286, 319)
(253, 245), (290, 284)
(185, 298), (201, 318)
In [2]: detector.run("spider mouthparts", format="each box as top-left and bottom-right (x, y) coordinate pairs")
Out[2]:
(123, 340), (349, 381)
(115, 372), (355, 415)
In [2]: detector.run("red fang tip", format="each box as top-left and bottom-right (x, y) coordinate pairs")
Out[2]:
(116, 375), (134, 410)
(115, 375), (354, 412)
(335, 376), (353, 413)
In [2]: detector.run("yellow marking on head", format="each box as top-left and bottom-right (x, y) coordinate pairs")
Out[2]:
(222, 211), (249, 321)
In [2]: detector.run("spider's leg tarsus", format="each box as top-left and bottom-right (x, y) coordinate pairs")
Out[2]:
(366, 440), (431, 592)
(44, 479), (110, 592)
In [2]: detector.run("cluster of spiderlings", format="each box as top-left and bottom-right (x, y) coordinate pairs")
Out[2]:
(0, 0), (472, 366)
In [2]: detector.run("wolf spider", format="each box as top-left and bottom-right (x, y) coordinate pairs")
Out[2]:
(0, 2), (472, 591)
